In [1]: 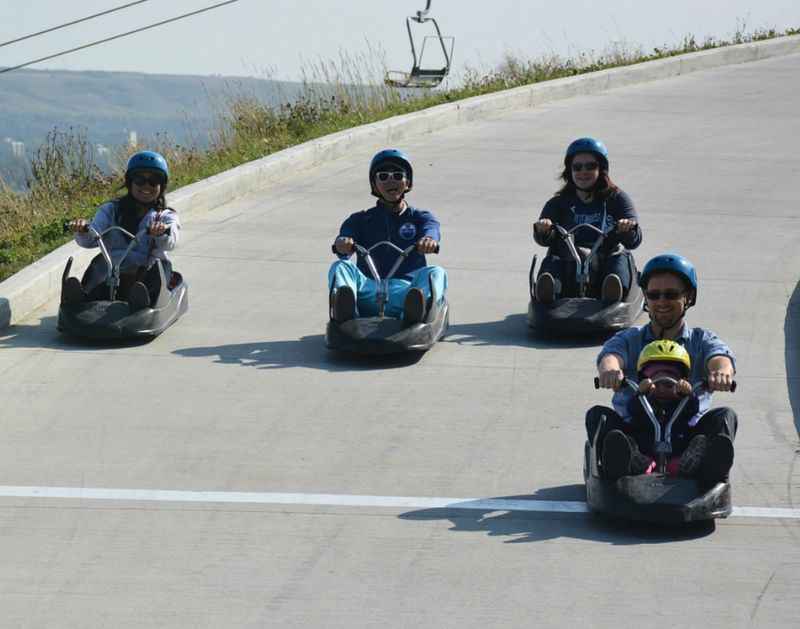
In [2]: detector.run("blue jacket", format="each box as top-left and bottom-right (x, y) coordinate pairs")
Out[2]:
(333, 203), (441, 280)
(598, 323), (736, 424)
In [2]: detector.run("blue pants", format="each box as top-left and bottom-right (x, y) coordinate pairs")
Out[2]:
(328, 259), (448, 318)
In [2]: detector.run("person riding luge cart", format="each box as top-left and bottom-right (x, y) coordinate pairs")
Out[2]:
(58, 151), (188, 339)
(325, 149), (448, 354)
(528, 138), (644, 335)
(587, 254), (738, 524)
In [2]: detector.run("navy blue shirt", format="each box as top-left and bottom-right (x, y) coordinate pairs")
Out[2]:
(534, 189), (641, 251)
(334, 203), (441, 280)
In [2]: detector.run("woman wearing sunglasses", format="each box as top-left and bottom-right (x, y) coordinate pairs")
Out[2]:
(532, 137), (641, 304)
(590, 253), (738, 486)
(64, 150), (180, 311)
(328, 148), (446, 327)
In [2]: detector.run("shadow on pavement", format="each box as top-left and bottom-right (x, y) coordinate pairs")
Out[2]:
(173, 335), (426, 371)
(786, 280), (800, 439)
(398, 483), (715, 545)
(444, 313), (610, 349)
(0, 315), (152, 351)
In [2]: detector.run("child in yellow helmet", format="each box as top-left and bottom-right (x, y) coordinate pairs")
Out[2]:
(602, 340), (715, 480)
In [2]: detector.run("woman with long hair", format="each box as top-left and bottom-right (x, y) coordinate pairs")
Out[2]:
(532, 137), (641, 303)
(64, 150), (180, 311)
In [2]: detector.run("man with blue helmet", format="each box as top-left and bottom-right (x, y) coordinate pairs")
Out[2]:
(328, 149), (447, 324)
(590, 253), (738, 484)
(65, 150), (180, 310)
(533, 137), (642, 303)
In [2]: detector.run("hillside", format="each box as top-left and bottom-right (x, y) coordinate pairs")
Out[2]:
(0, 67), (304, 186)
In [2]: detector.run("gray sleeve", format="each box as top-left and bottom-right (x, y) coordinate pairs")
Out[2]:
(75, 202), (115, 248)
(152, 210), (180, 252)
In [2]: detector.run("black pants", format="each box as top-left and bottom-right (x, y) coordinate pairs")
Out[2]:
(585, 404), (738, 458)
(87, 260), (171, 303)
(538, 248), (634, 299)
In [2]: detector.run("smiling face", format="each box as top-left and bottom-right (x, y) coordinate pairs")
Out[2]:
(569, 151), (601, 191)
(129, 169), (164, 205)
(372, 160), (409, 204)
(645, 272), (690, 331)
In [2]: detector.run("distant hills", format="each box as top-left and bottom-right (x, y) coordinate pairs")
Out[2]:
(0, 67), (304, 188)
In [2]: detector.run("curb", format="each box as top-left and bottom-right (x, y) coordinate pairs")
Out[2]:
(2, 34), (799, 330)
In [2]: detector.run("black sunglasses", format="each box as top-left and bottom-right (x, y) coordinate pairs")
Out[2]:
(645, 289), (685, 301)
(375, 171), (407, 182)
(131, 174), (164, 187)
(571, 161), (599, 172)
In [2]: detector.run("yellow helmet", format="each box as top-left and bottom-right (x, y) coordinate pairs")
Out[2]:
(637, 340), (691, 375)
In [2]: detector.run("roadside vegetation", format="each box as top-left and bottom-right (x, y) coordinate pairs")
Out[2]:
(0, 25), (797, 282)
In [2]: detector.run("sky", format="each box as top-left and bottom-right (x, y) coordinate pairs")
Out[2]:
(0, 1), (798, 82)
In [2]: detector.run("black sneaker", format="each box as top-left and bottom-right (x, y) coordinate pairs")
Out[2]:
(701, 434), (734, 484)
(332, 286), (356, 323)
(403, 287), (426, 324)
(678, 435), (708, 477)
(602, 429), (633, 480)
(62, 277), (85, 305)
(128, 281), (151, 312)
(536, 272), (555, 304)
(601, 273), (623, 303)
(629, 438), (653, 475)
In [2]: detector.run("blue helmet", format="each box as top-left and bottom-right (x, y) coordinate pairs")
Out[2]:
(640, 253), (698, 306)
(126, 151), (169, 185)
(565, 137), (609, 167)
(369, 148), (413, 195)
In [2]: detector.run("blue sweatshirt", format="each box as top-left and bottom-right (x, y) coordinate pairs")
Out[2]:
(333, 203), (441, 281)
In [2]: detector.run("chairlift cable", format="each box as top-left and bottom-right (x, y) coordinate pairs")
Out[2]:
(0, 0), (242, 75)
(0, 1), (154, 49)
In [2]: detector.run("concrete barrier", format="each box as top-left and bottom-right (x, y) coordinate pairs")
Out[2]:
(2, 34), (799, 330)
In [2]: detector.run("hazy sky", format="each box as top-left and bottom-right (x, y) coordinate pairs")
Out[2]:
(1, 1), (798, 81)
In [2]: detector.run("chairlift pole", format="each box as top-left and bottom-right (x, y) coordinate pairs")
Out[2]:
(415, 0), (432, 21)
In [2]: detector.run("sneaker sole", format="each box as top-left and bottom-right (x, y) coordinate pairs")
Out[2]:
(403, 289), (426, 324)
(703, 435), (734, 483)
(602, 431), (632, 480)
(334, 287), (356, 323)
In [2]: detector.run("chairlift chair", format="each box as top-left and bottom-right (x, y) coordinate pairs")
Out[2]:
(385, 0), (454, 89)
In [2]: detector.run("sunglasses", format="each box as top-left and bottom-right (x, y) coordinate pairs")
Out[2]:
(645, 289), (685, 301)
(375, 171), (407, 182)
(131, 174), (164, 187)
(571, 161), (599, 172)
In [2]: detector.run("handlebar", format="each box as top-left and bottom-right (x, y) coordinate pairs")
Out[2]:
(352, 240), (439, 257)
(64, 221), (168, 240)
(593, 376), (737, 393)
(554, 222), (611, 239)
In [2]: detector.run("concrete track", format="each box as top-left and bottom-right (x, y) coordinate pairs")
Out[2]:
(1, 53), (799, 628)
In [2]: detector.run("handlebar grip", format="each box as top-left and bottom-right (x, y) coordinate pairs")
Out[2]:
(594, 377), (600, 389)
(730, 381), (737, 393)
(64, 220), (89, 234)
(433, 244), (440, 254)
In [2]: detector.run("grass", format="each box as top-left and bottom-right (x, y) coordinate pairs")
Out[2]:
(1, 25), (798, 282)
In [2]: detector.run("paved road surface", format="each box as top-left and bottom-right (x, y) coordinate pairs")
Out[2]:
(1, 53), (799, 628)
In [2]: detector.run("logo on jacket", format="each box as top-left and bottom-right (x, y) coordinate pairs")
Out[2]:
(399, 222), (417, 240)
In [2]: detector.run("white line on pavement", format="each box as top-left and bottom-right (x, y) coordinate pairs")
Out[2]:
(0, 485), (799, 519)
